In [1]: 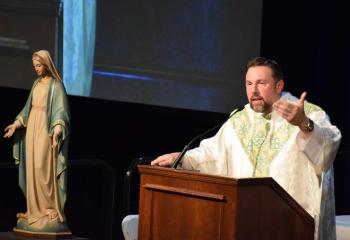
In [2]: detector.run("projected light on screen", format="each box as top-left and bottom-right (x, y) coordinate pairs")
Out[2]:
(63, 0), (96, 96)
(93, 70), (156, 82)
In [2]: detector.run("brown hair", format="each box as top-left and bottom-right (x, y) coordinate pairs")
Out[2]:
(247, 57), (284, 81)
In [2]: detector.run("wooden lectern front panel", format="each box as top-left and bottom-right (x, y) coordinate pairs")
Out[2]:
(138, 168), (237, 240)
(144, 184), (225, 239)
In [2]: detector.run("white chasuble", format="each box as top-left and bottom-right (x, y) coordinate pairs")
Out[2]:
(182, 92), (341, 240)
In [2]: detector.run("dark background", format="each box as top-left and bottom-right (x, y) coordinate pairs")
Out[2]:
(93, 0), (261, 78)
(91, 0), (261, 113)
(1, 1), (349, 240)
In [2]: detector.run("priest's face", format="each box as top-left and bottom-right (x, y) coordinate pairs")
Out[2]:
(245, 66), (284, 114)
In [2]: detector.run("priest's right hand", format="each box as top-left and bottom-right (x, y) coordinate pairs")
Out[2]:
(151, 152), (180, 167)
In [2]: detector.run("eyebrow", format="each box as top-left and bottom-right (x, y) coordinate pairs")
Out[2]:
(246, 79), (267, 82)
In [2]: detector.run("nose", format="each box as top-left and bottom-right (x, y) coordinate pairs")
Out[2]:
(252, 83), (259, 94)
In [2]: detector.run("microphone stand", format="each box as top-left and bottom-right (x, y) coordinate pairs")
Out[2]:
(171, 107), (244, 169)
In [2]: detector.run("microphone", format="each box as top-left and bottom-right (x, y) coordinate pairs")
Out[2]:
(171, 105), (245, 169)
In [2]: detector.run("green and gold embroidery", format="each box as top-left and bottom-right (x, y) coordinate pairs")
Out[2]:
(231, 103), (321, 177)
(304, 102), (322, 115)
(231, 109), (293, 177)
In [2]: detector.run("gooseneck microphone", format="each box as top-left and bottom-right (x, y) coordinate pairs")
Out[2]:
(171, 106), (245, 169)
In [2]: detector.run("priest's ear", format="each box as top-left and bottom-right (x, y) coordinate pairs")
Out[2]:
(276, 80), (284, 93)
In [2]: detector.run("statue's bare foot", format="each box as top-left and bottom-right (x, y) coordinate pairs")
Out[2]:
(48, 211), (58, 220)
(16, 212), (26, 219)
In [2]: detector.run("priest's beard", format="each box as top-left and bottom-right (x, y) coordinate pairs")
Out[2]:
(249, 100), (273, 115)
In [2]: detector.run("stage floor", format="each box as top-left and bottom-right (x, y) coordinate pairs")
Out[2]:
(336, 215), (350, 240)
(0, 232), (88, 240)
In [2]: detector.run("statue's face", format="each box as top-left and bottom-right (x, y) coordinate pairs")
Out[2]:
(32, 59), (46, 77)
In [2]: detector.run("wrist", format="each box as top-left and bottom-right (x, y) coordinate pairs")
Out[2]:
(299, 117), (314, 132)
(13, 120), (21, 129)
(54, 125), (62, 134)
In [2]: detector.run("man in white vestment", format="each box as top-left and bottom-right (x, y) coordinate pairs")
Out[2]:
(151, 57), (342, 240)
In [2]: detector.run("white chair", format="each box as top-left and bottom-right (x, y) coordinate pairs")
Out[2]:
(336, 215), (350, 240)
(122, 214), (139, 240)
(121, 157), (153, 240)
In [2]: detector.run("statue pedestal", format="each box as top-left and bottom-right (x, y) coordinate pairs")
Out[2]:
(0, 231), (89, 240)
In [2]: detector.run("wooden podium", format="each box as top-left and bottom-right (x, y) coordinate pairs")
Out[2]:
(137, 165), (314, 240)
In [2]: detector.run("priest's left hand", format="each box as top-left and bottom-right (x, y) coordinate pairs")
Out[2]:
(273, 91), (309, 128)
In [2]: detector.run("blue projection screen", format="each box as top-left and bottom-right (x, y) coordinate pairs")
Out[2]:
(92, 0), (262, 113)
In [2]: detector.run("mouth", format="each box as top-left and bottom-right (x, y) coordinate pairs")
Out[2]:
(251, 97), (263, 102)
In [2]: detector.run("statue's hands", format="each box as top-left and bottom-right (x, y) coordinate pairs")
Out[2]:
(4, 120), (21, 138)
(4, 124), (16, 138)
(151, 152), (180, 167)
(52, 125), (62, 148)
(273, 91), (309, 128)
